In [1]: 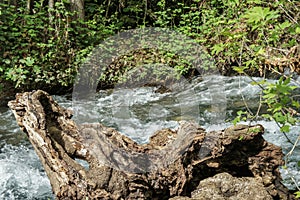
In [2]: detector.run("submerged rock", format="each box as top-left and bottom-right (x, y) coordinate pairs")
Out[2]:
(8, 90), (295, 199)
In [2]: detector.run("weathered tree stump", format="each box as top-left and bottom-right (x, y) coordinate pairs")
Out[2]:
(8, 90), (294, 199)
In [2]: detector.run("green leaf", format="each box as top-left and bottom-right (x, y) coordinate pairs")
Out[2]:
(33, 66), (41, 74)
(257, 48), (265, 55)
(242, 7), (279, 28)
(243, 7), (262, 23)
(19, 59), (26, 64)
(25, 57), (35, 67)
(280, 125), (290, 133)
(246, 0), (262, 3)
(272, 103), (282, 113)
(245, 60), (256, 68)
(265, 12), (280, 21)
(211, 43), (225, 55)
(250, 127), (261, 133)
(279, 21), (291, 30)
(233, 66), (248, 74)
(292, 101), (300, 108)
(251, 79), (266, 86)
(287, 114), (297, 125)
(233, 116), (240, 125)
(4, 59), (11, 64)
(273, 112), (285, 124)
(283, 77), (291, 85)
(237, 110), (247, 115)
(282, 165), (288, 170)
(263, 93), (276, 99)
(261, 114), (272, 120)
(295, 191), (300, 198)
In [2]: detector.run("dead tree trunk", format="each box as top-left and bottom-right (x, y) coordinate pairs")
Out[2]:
(8, 90), (294, 199)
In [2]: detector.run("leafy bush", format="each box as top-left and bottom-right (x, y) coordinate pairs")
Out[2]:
(1, 0), (299, 90)
(0, 1), (119, 91)
(153, 0), (299, 76)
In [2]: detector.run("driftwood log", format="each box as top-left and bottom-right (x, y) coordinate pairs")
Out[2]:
(8, 90), (294, 199)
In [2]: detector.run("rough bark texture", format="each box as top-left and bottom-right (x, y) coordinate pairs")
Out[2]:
(8, 90), (294, 200)
(70, 0), (85, 20)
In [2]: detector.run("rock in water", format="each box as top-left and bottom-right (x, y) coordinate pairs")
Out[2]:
(8, 90), (295, 199)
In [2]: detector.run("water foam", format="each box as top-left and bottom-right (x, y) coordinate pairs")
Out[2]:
(0, 145), (53, 200)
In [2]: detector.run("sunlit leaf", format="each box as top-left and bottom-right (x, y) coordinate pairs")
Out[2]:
(273, 112), (285, 124)
(280, 125), (290, 133)
(279, 21), (291, 29)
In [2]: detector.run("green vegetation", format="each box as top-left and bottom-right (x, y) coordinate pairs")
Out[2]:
(1, 0), (299, 91)
(233, 77), (300, 194)
(233, 77), (299, 140)
(0, 0), (118, 91)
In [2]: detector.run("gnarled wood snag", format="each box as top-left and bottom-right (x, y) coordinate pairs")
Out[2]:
(8, 90), (294, 199)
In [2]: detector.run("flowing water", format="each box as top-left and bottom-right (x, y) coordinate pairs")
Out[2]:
(0, 75), (299, 199)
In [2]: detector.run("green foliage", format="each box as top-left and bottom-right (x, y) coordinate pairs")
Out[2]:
(233, 75), (300, 194)
(233, 76), (299, 136)
(1, 2), (71, 89)
(1, 0), (299, 91)
(262, 77), (298, 133)
(233, 110), (248, 125)
(0, 0), (118, 90)
(242, 7), (280, 31)
(295, 191), (300, 199)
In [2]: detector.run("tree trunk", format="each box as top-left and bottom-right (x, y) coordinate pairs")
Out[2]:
(70, 0), (84, 20)
(27, 0), (34, 13)
(48, 0), (54, 9)
(8, 90), (295, 199)
(48, 0), (54, 23)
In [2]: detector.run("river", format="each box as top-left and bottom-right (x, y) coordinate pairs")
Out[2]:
(0, 75), (299, 199)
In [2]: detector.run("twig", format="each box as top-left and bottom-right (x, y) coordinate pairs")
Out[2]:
(105, 0), (111, 18)
(253, 91), (263, 121)
(143, 0), (147, 27)
(238, 76), (253, 116)
(284, 133), (300, 191)
(276, 0), (299, 25)
(285, 133), (300, 164)
(267, 66), (300, 86)
(274, 120), (294, 145)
